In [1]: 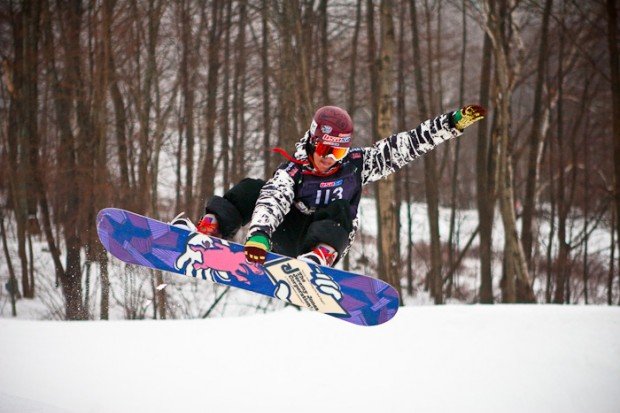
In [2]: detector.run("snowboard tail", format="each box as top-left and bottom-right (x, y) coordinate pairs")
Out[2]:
(97, 208), (399, 326)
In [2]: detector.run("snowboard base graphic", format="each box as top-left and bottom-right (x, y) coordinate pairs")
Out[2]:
(96, 208), (399, 326)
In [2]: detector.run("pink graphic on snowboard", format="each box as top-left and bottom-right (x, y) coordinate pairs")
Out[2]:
(175, 234), (265, 285)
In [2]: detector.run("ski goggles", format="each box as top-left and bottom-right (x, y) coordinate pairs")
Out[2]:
(313, 135), (351, 161)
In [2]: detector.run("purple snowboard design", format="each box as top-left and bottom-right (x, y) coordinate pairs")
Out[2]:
(97, 208), (399, 326)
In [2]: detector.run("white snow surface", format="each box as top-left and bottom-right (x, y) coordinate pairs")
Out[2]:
(1, 305), (619, 413)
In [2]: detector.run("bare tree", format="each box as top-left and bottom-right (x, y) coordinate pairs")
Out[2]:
(232, 1), (248, 184)
(292, 0), (313, 123)
(408, 0), (443, 303)
(319, 0), (330, 103)
(343, 0), (363, 273)
(178, 0), (198, 210)
(484, 0), (535, 303)
(0, 208), (18, 316)
(423, 0), (443, 304)
(367, 0), (379, 135)
(446, 0), (468, 297)
(261, 0), (272, 179)
(396, 0), (413, 295)
(220, 1), (232, 190)
(136, 0), (165, 216)
(199, 0), (223, 217)
(476, 7), (495, 304)
(609, 209), (616, 305)
(274, 0), (302, 150)
(374, 0), (402, 299)
(607, 0), (620, 269)
(105, 2), (131, 207)
(521, 0), (553, 268)
(50, 0), (89, 319)
(8, 1), (41, 299)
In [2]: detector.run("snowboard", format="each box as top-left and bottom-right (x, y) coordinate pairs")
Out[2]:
(96, 208), (399, 326)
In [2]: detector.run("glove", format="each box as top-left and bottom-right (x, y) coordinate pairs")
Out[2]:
(452, 104), (487, 131)
(244, 233), (271, 265)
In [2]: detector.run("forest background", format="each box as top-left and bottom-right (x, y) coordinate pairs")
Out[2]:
(1, 0), (618, 320)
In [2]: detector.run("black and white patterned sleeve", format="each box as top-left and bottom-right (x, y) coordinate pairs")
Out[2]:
(360, 112), (462, 185)
(247, 163), (298, 239)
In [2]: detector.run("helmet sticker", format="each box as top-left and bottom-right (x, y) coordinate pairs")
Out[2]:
(321, 134), (352, 146)
(310, 120), (318, 135)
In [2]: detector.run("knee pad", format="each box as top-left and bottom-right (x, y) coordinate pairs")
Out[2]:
(223, 178), (266, 225)
(204, 178), (266, 237)
(301, 219), (350, 256)
(313, 199), (354, 233)
(205, 196), (243, 238)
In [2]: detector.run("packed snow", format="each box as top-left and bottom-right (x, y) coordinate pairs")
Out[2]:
(1, 305), (619, 413)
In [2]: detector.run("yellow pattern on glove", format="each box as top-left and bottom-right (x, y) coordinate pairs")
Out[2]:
(453, 104), (487, 131)
(244, 233), (271, 265)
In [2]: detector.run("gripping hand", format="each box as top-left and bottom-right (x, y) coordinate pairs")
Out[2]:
(452, 104), (487, 131)
(244, 233), (271, 265)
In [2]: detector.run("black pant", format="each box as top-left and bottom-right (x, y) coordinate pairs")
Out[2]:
(205, 178), (353, 260)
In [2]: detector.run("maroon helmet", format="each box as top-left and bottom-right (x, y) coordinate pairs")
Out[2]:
(308, 106), (354, 161)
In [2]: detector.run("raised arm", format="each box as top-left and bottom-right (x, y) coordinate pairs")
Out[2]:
(360, 105), (485, 185)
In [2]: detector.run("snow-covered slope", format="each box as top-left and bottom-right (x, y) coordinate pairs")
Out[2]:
(1, 305), (619, 413)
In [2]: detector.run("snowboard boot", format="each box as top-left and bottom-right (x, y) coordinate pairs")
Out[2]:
(196, 213), (221, 237)
(170, 212), (197, 232)
(298, 244), (338, 267)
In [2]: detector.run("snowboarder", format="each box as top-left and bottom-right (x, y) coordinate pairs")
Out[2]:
(173, 104), (486, 268)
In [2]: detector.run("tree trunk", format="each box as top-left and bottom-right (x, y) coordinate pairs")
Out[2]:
(609, 208), (616, 305)
(12, 1), (42, 299)
(553, 6), (569, 303)
(261, 0), (272, 179)
(59, 0), (88, 319)
(319, 0), (330, 103)
(397, 4), (411, 295)
(367, 0), (379, 138)
(220, 1), (232, 190)
(343, 0), (362, 273)
(409, 0), (442, 303)
(232, 1), (248, 184)
(0, 208), (18, 316)
(347, 0), (362, 117)
(486, 0), (535, 303)
(375, 0), (402, 300)
(291, 0), (313, 125)
(545, 138), (556, 303)
(179, 0), (197, 209)
(476, 12), (495, 304)
(521, 0), (553, 268)
(96, 0), (112, 319)
(21, 1), (42, 239)
(423, 0), (443, 300)
(137, 0), (163, 216)
(155, 271), (166, 319)
(607, 0), (620, 278)
(423, 0), (443, 303)
(108, 64), (130, 204)
(447, 1), (466, 297)
(276, 1), (300, 151)
(39, 0), (71, 312)
(104, 0), (130, 207)
(582, 119), (590, 304)
(200, 0), (222, 216)
(425, 152), (443, 304)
